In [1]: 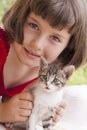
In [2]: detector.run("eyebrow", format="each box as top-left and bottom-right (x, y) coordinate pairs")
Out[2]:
(29, 16), (39, 24)
(55, 32), (69, 40)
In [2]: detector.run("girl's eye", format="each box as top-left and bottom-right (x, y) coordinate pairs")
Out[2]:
(28, 23), (39, 31)
(51, 35), (60, 42)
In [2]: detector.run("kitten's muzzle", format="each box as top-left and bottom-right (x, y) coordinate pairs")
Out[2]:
(45, 86), (50, 90)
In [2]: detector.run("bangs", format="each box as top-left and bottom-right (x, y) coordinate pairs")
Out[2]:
(30, 0), (75, 32)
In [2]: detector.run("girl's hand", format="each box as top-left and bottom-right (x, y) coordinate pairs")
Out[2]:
(0, 91), (34, 123)
(53, 101), (67, 122)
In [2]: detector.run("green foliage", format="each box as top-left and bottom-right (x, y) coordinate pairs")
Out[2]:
(68, 64), (87, 85)
(0, 0), (87, 85)
(0, 0), (15, 25)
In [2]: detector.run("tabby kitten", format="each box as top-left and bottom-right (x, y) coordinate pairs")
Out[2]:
(2, 56), (75, 130)
(28, 57), (75, 130)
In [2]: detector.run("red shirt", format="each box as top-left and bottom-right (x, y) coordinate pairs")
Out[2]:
(0, 28), (38, 97)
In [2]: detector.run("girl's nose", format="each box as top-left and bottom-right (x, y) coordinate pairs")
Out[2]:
(29, 35), (46, 51)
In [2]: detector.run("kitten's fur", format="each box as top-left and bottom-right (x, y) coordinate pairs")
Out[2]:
(2, 57), (75, 130)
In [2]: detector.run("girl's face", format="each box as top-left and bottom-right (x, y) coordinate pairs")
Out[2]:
(13, 12), (71, 68)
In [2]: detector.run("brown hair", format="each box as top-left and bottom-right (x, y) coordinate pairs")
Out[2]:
(2, 0), (87, 69)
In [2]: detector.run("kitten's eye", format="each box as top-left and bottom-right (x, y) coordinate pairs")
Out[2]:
(54, 78), (57, 82)
(55, 81), (61, 86)
(40, 75), (47, 81)
(53, 78), (61, 86)
(28, 22), (39, 31)
(51, 35), (60, 43)
(53, 78), (58, 83)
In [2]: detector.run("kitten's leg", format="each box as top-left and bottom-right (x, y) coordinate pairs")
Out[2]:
(42, 116), (53, 130)
(42, 108), (56, 130)
(28, 113), (38, 130)
(28, 105), (39, 130)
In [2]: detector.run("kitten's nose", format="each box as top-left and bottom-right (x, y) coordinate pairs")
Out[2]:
(46, 86), (50, 89)
(46, 82), (50, 89)
(45, 83), (50, 89)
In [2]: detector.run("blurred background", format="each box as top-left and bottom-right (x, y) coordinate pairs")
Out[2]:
(0, 0), (87, 85)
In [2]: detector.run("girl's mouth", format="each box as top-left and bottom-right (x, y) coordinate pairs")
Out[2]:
(24, 48), (40, 58)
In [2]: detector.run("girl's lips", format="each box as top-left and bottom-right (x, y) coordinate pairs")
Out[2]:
(24, 48), (40, 58)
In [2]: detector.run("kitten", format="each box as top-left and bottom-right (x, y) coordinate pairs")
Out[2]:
(2, 56), (75, 130)
(28, 57), (75, 130)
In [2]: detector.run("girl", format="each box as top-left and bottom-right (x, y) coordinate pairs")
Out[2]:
(0, 0), (87, 129)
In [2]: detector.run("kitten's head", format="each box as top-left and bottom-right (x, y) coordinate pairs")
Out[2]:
(39, 56), (75, 92)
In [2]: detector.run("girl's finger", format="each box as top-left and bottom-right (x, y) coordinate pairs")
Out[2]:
(18, 92), (34, 102)
(53, 101), (67, 122)
(19, 109), (32, 117)
(59, 101), (67, 109)
(19, 100), (33, 110)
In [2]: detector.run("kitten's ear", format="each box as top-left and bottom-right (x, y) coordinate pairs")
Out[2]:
(63, 65), (75, 79)
(40, 56), (48, 71)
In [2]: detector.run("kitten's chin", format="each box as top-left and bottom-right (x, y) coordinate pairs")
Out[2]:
(44, 88), (56, 93)
(45, 89), (52, 93)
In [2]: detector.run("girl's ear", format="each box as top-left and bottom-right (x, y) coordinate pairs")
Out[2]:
(63, 65), (75, 79)
(40, 56), (48, 71)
